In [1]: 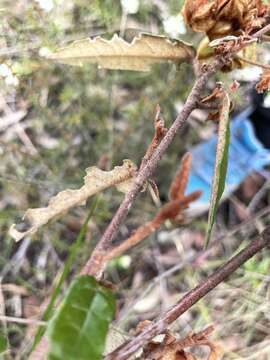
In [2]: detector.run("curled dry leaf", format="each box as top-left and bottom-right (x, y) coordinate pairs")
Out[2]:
(141, 325), (222, 360)
(256, 69), (270, 92)
(182, 0), (267, 40)
(9, 160), (137, 242)
(47, 33), (195, 72)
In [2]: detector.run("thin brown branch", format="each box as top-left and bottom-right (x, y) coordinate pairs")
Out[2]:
(140, 325), (221, 360)
(236, 55), (270, 70)
(116, 206), (270, 326)
(0, 315), (46, 327)
(105, 218), (161, 262)
(105, 227), (270, 360)
(197, 101), (220, 111)
(105, 191), (201, 261)
(80, 61), (221, 279)
(81, 21), (270, 279)
(251, 23), (270, 39)
(262, 34), (270, 42)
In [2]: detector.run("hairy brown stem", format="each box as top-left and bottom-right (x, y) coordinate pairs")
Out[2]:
(105, 227), (270, 360)
(81, 23), (270, 279)
(105, 218), (162, 261)
(81, 62), (220, 279)
(104, 191), (201, 262)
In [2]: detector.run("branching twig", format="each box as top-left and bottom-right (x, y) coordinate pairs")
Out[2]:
(105, 153), (200, 262)
(81, 23), (270, 280)
(251, 23), (270, 39)
(105, 191), (201, 261)
(236, 55), (270, 70)
(0, 315), (46, 327)
(140, 324), (221, 360)
(81, 62), (221, 279)
(105, 227), (270, 360)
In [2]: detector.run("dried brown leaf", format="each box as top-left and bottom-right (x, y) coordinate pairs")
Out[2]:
(182, 0), (267, 40)
(47, 33), (195, 72)
(9, 160), (137, 242)
(169, 153), (192, 201)
(229, 80), (240, 92)
(140, 105), (167, 170)
(105, 152), (202, 262)
(140, 326), (221, 360)
(156, 191), (201, 223)
(256, 69), (270, 92)
(105, 190), (201, 261)
(201, 86), (224, 104)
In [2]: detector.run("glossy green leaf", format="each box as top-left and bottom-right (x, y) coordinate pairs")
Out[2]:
(47, 275), (115, 360)
(205, 91), (231, 247)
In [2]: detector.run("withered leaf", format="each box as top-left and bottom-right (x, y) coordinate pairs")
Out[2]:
(9, 160), (137, 242)
(182, 0), (267, 40)
(169, 153), (192, 201)
(140, 326), (222, 360)
(47, 33), (195, 72)
(256, 69), (270, 93)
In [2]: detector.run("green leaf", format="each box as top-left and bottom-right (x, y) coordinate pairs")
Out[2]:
(205, 91), (231, 247)
(47, 275), (115, 360)
(47, 33), (195, 72)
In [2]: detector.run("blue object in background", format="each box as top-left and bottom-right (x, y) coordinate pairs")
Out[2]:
(185, 108), (270, 215)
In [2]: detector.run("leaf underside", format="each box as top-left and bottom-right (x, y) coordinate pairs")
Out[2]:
(47, 33), (195, 71)
(47, 275), (115, 360)
(205, 91), (231, 247)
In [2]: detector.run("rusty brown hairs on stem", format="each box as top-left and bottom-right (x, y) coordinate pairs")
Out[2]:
(105, 153), (201, 261)
(169, 152), (192, 201)
(140, 104), (168, 171)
